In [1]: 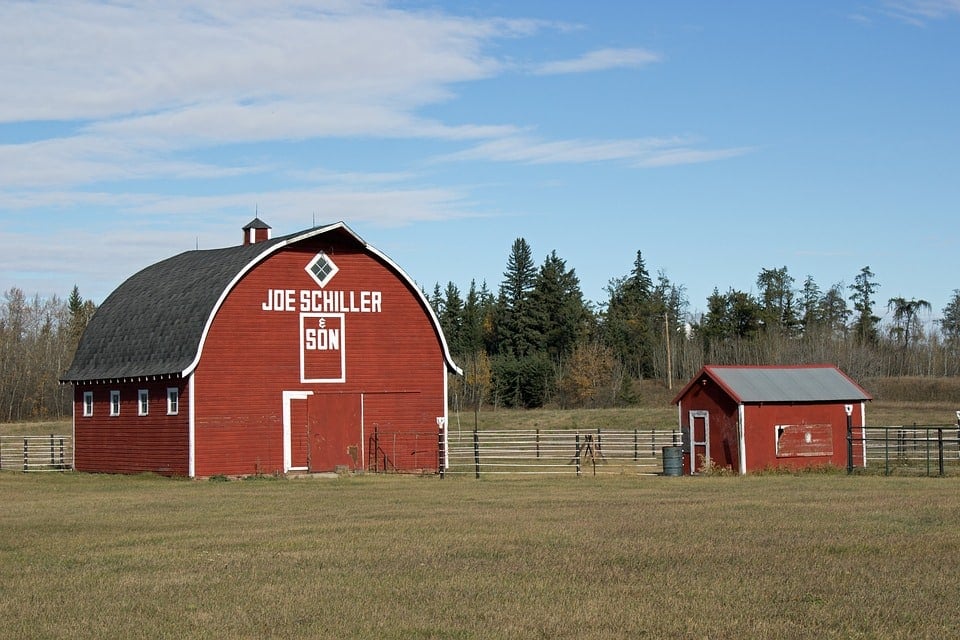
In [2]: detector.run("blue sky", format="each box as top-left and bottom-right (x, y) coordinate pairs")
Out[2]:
(2, 1), (958, 327)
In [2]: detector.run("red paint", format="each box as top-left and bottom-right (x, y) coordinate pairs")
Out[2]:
(70, 227), (455, 477)
(674, 366), (869, 474)
(73, 380), (189, 475)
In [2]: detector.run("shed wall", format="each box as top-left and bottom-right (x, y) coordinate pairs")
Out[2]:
(743, 402), (865, 471)
(677, 374), (740, 472)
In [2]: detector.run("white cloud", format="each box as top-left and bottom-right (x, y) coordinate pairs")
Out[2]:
(439, 135), (754, 168)
(882, 0), (960, 24)
(0, 183), (487, 302)
(0, 0), (752, 242)
(0, 1), (509, 122)
(531, 48), (661, 75)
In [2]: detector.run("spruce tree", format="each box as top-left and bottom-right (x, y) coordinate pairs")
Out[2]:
(849, 266), (880, 345)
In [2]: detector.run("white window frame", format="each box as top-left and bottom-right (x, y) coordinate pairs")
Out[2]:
(138, 389), (149, 416)
(167, 387), (179, 415)
(110, 390), (121, 416)
(83, 391), (94, 417)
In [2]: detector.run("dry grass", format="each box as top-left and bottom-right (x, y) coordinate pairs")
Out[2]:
(2, 472), (959, 639)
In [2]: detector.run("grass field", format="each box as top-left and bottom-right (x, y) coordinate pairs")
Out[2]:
(2, 471), (959, 639)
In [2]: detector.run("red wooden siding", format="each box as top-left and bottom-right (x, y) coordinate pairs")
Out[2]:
(742, 402), (864, 471)
(73, 380), (189, 476)
(192, 235), (446, 476)
(678, 375), (741, 473)
(676, 370), (867, 474)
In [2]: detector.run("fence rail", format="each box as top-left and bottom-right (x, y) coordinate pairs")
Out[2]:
(860, 426), (960, 476)
(444, 428), (681, 477)
(0, 435), (73, 472)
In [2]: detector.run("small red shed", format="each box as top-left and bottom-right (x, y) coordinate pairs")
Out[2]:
(61, 219), (461, 477)
(672, 364), (872, 474)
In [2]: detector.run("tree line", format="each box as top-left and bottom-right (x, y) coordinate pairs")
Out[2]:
(3, 240), (960, 422)
(432, 239), (960, 412)
(0, 286), (96, 422)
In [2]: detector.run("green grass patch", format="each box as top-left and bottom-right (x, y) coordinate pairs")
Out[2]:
(2, 472), (959, 638)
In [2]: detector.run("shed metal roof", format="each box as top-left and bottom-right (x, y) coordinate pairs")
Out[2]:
(674, 365), (872, 404)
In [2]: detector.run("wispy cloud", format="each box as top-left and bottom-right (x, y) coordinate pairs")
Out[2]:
(881, 0), (960, 25)
(439, 135), (755, 168)
(0, 0), (749, 246)
(530, 48), (661, 75)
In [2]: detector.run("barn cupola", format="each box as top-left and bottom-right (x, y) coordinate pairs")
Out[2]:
(242, 217), (272, 245)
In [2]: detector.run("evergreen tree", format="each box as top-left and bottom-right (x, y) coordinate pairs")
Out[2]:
(887, 297), (931, 348)
(494, 238), (537, 357)
(819, 283), (850, 337)
(756, 266), (799, 335)
(849, 266), (880, 345)
(799, 275), (821, 333)
(440, 282), (463, 355)
(460, 279), (486, 356)
(528, 251), (591, 360)
(698, 288), (761, 344)
(428, 283), (444, 317)
(602, 250), (657, 378)
(940, 290), (960, 343)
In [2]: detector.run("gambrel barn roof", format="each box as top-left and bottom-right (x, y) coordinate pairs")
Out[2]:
(62, 221), (460, 382)
(672, 364), (872, 405)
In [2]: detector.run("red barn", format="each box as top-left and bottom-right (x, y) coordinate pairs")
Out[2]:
(61, 219), (461, 477)
(672, 364), (872, 474)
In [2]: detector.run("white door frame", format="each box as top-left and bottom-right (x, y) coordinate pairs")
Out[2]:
(689, 410), (710, 474)
(282, 390), (313, 472)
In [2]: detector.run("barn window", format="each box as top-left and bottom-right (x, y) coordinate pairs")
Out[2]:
(110, 390), (120, 416)
(83, 391), (93, 417)
(167, 388), (179, 415)
(138, 389), (149, 416)
(305, 251), (339, 288)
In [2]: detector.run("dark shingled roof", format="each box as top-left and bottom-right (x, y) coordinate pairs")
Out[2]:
(61, 234), (291, 382)
(62, 222), (462, 382)
(674, 365), (872, 405)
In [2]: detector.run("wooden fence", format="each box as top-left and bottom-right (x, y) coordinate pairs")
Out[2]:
(0, 435), (73, 472)
(443, 428), (682, 477)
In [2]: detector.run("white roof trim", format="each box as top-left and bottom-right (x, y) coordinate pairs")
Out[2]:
(181, 221), (462, 377)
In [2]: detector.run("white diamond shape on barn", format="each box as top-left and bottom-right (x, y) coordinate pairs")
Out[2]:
(305, 252), (339, 288)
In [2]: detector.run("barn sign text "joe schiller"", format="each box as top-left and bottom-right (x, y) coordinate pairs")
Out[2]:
(260, 288), (383, 313)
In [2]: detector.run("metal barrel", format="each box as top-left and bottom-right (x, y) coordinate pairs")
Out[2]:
(662, 445), (683, 476)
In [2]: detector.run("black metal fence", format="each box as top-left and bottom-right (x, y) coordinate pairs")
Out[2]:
(857, 426), (960, 476)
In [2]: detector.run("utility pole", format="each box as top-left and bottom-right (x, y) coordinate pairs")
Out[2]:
(664, 311), (673, 390)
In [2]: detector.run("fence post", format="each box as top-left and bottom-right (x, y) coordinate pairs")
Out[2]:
(536, 429), (540, 459)
(845, 405), (853, 474)
(634, 429), (638, 461)
(438, 425), (445, 479)
(884, 427), (890, 476)
(473, 429), (480, 479)
(937, 428), (944, 476)
(59, 438), (65, 470)
(575, 433), (581, 477)
(23, 438), (29, 472)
